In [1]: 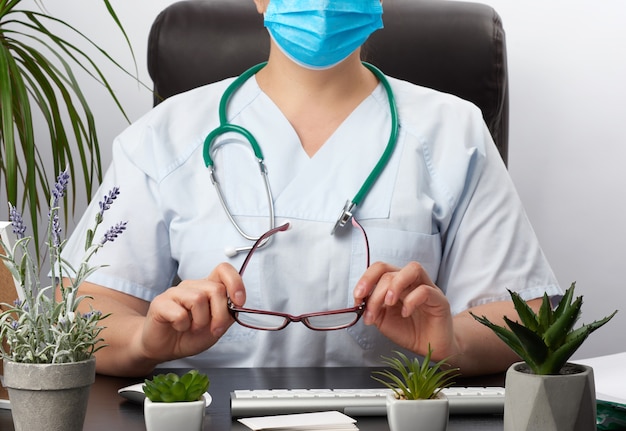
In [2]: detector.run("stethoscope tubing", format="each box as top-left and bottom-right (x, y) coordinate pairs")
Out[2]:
(203, 61), (398, 253)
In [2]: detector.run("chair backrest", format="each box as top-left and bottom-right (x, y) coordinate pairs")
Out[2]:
(148, 0), (509, 164)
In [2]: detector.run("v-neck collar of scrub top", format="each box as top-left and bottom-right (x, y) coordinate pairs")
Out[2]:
(210, 75), (404, 224)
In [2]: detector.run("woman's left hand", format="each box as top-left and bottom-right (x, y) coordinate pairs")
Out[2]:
(353, 261), (460, 362)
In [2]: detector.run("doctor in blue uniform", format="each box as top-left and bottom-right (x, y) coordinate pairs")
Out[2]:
(61, 0), (561, 377)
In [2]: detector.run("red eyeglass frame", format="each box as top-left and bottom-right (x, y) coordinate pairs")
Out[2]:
(228, 219), (370, 331)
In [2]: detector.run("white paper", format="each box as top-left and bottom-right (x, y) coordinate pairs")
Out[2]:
(576, 352), (626, 404)
(238, 410), (358, 431)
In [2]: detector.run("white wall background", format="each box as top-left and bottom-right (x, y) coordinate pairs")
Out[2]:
(10, 0), (626, 360)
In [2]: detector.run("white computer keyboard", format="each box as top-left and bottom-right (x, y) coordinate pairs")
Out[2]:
(230, 387), (505, 417)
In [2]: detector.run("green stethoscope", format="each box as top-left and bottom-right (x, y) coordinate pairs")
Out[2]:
(203, 62), (399, 256)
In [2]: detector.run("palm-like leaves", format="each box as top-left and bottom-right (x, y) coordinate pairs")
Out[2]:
(372, 347), (459, 400)
(471, 282), (617, 375)
(0, 0), (137, 252)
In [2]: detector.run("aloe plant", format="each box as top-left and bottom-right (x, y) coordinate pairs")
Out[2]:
(372, 346), (460, 400)
(143, 370), (210, 403)
(471, 282), (617, 375)
(0, 0), (138, 254)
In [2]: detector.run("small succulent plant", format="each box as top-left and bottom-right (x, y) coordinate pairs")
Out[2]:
(372, 346), (460, 400)
(471, 282), (617, 375)
(143, 370), (210, 403)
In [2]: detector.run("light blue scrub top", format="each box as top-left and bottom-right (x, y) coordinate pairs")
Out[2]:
(61, 75), (561, 368)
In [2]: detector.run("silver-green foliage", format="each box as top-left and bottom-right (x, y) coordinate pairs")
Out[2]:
(372, 346), (459, 400)
(143, 370), (210, 403)
(471, 282), (617, 375)
(0, 171), (126, 363)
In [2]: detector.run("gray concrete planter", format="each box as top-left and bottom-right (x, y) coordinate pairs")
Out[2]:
(504, 361), (596, 431)
(3, 357), (96, 431)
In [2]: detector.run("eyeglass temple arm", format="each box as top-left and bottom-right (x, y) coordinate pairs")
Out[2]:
(238, 218), (369, 276)
(239, 222), (290, 275)
(351, 218), (370, 268)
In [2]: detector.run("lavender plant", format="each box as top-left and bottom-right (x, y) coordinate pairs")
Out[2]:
(0, 170), (127, 364)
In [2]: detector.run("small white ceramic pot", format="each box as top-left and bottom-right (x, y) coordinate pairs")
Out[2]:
(386, 392), (449, 431)
(144, 396), (206, 431)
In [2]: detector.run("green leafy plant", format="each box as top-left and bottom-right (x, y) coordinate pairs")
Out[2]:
(372, 346), (460, 400)
(471, 282), (617, 375)
(0, 0), (138, 253)
(143, 370), (210, 403)
(0, 170), (126, 363)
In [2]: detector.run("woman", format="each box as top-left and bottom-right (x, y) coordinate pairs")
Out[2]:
(61, 0), (561, 377)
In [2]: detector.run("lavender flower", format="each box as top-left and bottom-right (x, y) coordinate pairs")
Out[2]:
(48, 170), (70, 247)
(8, 204), (27, 239)
(83, 310), (103, 320)
(100, 221), (128, 245)
(52, 169), (70, 208)
(98, 187), (121, 218)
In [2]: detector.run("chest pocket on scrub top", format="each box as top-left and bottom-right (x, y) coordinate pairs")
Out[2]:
(347, 225), (442, 350)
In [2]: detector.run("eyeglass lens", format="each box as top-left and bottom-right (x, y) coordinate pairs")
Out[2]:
(233, 309), (363, 331)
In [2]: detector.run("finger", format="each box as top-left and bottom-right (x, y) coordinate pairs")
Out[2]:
(149, 290), (197, 332)
(355, 262), (400, 324)
(353, 261), (398, 303)
(383, 261), (435, 307)
(209, 262), (246, 306)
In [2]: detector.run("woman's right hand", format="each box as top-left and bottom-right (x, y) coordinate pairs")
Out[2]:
(140, 262), (246, 364)
(66, 262), (246, 377)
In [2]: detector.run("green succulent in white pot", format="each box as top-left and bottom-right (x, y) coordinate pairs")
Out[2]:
(372, 347), (460, 431)
(0, 170), (126, 431)
(0, 0), (138, 254)
(143, 370), (211, 431)
(471, 283), (618, 431)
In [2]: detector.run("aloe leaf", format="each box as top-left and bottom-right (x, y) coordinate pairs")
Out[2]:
(503, 316), (548, 366)
(543, 295), (583, 349)
(552, 282), (577, 321)
(509, 289), (540, 331)
(471, 313), (525, 356)
(540, 330), (590, 374)
(566, 311), (618, 342)
(536, 293), (554, 332)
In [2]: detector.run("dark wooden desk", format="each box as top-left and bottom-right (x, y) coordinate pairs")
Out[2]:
(0, 367), (504, 430)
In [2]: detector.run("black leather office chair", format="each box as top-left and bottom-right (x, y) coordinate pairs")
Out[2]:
(147, 0), (509, 164)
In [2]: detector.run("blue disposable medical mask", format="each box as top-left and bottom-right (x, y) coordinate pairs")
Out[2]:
(264, 0), (384, 70)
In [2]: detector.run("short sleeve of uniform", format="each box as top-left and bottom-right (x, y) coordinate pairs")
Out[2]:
(429, 104), (560, 313)
(60, 128), (177, 301)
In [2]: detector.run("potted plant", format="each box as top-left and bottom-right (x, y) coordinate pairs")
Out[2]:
(143, 370), (210, 431)
(0, 0), (137, 253)
(372, 346), (460, 431)
(0, 170), (126, 431)
(472, 283), (618, 431)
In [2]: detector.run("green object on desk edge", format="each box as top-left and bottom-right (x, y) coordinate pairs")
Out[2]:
(597, 400), (626, 430)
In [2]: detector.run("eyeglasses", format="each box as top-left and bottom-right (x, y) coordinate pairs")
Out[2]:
(228, 219), (370, 331)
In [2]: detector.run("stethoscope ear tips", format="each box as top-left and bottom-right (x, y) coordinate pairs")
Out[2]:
(224, 246), (239, 258)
